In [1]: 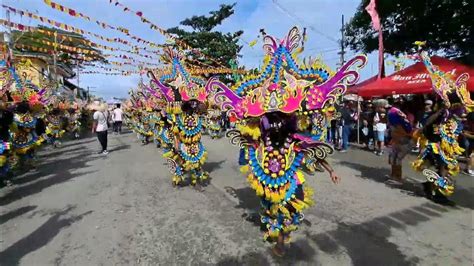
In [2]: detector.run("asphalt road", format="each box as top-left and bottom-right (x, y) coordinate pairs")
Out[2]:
(0, 130), (472, 265)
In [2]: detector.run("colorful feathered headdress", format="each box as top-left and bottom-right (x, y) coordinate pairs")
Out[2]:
(1, 60), (47, 110)
(208, 27), (367, 119)
(412, 42), (473, 112)
(147, 47), (211, 105)
(0, 60), (14, 97)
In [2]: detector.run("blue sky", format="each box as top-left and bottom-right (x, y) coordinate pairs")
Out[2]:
(1, 0), (381, 99)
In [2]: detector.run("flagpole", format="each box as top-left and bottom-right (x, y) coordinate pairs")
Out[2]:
(365, 0), (384, 79)
(377, 27), (384, 79)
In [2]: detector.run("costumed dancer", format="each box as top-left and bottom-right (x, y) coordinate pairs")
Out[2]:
(411, 42), (473, 203)
(387, 99), (413, 183)
(66, 102), (82, 139)
(0, 98), (13, 186)
(10, 97), (45, 170)
(125, 90), (141, 135)
(0, 62), (13, 185)
(149, 107), (164, 148)
(140, 105), (154, 145)
(134, 90), (154, 145)
(44, 101), (66, 147)
(143, 80), (174, 154)
(206, 103), (223, 139)
(155, 111), (176, 155)
(209, 27), (366, 255)
(142, 92), (165, 148)
(303, 106), (338, 173)
(4, 59), (47, 171)
(147, 48), (212, 189)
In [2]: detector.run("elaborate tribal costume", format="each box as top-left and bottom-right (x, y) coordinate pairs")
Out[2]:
(209, 27), (366, 254)
(137, 110), (153, 144)
(126, 89), (152, 143)
(411, 43), (472, 200)
(10, 102), (44, 169)
(303, 106), (337, 172)
(0, 106), (12, 184)
(387, 105), (413, 181)
(44, 107), (65, 147)
(6, 61), (47, 170)
(147, 48), (212, 187)
(157, 113), (175, 154)
(0, 62), (13, 184)
(66, 104), (82, 139)
(206, 104), (222, 139)
(149, 109), (163, 147)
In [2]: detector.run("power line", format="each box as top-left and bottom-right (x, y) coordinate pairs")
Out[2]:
(271, 0), (339, 44)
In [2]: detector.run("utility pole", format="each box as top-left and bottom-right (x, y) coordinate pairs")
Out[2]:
(338, 14), (345, 67)
(5, 9), (12, 61)
(53, 31), (58, 92)
(76, 59), (80, 97)
(87, 86), (96, 102)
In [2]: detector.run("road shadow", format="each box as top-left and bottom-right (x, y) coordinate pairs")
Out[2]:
(0, 205), (37, 225)
(340, 160), (474, 209)
(117, 129), (133, 135)
(1, 152), (97, 206)
(216, 251), (270, 266)
(224, 186), (261, 211)
(215, 239), (318, 265)
(108, 144), (131, 153)
(275, 239), (318, 264)
(224, 186), (265, 230)
(35, 146), (86, 162)
(203, 160), (226, 173)
(339, 160), (389, 183)
(449, 186), (474, 210)
(0, 206), (92, 265)
(306, 202), (452, 265)
(47, 137), (96, 150)
(339, 161), (425, 197)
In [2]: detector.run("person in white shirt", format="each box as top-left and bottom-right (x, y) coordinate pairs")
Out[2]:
(92, 103), (109, 155)
(112, 104), (123, 134)
(373, 110), (387, 156)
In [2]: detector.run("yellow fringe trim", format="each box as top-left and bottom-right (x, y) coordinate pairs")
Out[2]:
(237, 124), (261, 140)
(240, 165), (249, 174)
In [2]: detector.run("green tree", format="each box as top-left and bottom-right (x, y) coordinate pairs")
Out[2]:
(11, 25), (106, 68)
(345, 0), (473, 65)
(167, 3), (243, 70)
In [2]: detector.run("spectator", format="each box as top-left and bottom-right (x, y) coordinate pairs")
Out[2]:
(229, 113), (237, 129)
(462, 112), (474, 176)
(112, 104), (123, 134)
(374, 110), (387, 155)
(360, 119), (370, 147)
(339, 101), (357, 152)
(221, 111), (229, 130)
(92, 103), (109, 155)
(373, 99), (388, 155)
(361, 102), (375, 149)
(330, 116), (339, 147)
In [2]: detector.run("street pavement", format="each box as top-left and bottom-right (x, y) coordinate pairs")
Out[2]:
(0, 130), (472, 265)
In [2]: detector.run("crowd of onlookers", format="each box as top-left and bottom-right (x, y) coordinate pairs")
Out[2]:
(333, 94), (474, 176)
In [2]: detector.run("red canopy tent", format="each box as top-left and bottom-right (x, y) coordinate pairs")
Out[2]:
(352, 56), (474, 97)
